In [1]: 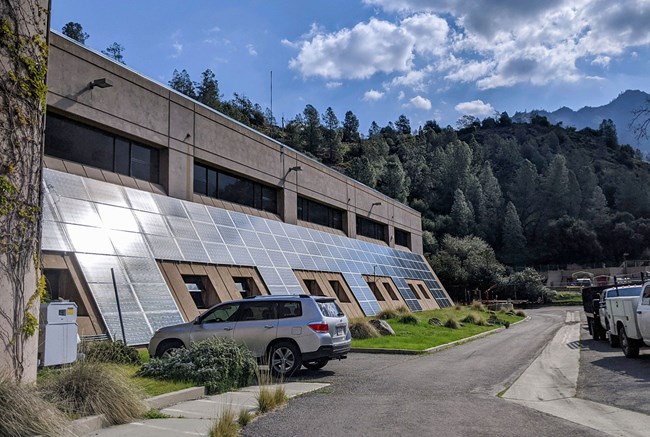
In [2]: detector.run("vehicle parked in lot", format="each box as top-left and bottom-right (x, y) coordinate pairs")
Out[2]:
(606, 282), (650, 358)
(598, 284), (643, 347)
(148, 294), (351, 376)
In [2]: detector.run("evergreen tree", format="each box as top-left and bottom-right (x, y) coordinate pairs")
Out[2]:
(195, 69), (221, 110)
(62, 22), (89, 44)
(377, 155), (409, 202)
(322, 107), (343, 164)
(347, 156), (376, 187)
(395, 114), (411, 135)
(479, 163), (503, 245)
(501, 202), (527, 265)
(541, 154), (570, 220)
(102, 42), (125, 64)
(450, 189), (474, 236)
(302, 104), (322, 157)
(508, 160), (540, 236)
(169, 69), (196, 99)
(342, 110), (360, 143)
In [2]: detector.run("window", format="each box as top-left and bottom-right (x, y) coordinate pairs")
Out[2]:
(356, 216), (387, 242)
(382, 282), (399, 300)
(303, 279), (324, 296)
(233, 277), (256, 298)
(238, 302), (276, 321)
(193, 162), (277, 213)
(329, 280), (350, 303)
(366, 280), (385, 301)
(201, 302), (240, 323)
(297, 196), (344, 230)
(278, 301), (302, 318)
(183, 275), (207, 309)
(45, 113), (159, 183)
(417, 284), (431, 299)
(407, 283), (421, 299)
(395, 228), (410, 248)
(317, 300), (344, 317)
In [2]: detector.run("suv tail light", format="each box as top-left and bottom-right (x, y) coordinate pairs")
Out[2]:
(308, 322), (329, 333)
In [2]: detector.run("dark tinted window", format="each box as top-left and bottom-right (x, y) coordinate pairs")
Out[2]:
(45, 113), (159, 183)
(278, 301), (302, 318)
(202, 302), (240, 323)
(238, 302), (276, 321)
(395, 228), (410, 248)
(193, 162), (278, 214)
(356, 216), (386, 242)
(297, 196), (344, 230)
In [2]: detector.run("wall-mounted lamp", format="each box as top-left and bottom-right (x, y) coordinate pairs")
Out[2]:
(184, 133), (192, 141)
(89, 78), (113, 89)
(289, 166), (303, 172)
(372, 201), (382, 206)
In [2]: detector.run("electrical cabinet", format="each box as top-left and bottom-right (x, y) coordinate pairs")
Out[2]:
(38, 301), (78, 367)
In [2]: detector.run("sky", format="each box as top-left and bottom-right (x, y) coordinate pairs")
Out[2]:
(50, 0), (650, 133)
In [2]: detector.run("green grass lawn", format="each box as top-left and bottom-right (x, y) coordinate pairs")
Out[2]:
(552, 291), (582, 305)
(351, 307), (524, 351)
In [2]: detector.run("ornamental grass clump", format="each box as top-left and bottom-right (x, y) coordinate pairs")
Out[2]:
(210, 407), (239, 437)
(462, 312), (488, 326)
(395, 305), (410, 314)
(444, 317), (461, 329)
(397, 314), (418, 325)
(471, 300), (485, 312)
(376, 308), (398, 320)
(137, 337), (257, 395)
(515, 309), (527, 317)
(453, 302), (463, 311)
(82, 340), (142, 365)
(41, 360), (147, 425)
(349, 319), (380, 339)
(0, 374), (67, 437)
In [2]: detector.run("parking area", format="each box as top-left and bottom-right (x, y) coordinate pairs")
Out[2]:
(577, 315), (650, 415)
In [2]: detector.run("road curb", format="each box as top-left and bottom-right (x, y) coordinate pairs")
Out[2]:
(146, 386), (206, 409)
(350, 316), (531, 355)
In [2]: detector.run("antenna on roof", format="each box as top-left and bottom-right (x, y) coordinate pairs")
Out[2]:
(270, 70), (273, 125)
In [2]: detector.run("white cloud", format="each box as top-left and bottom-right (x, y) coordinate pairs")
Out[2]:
(326, 81), (343, 89)
(591, 55), (611, 67)
(398, 90), (405, 100)
(363, 89), (385, 101)
(454, 100), (495, 117)
(170, 30), (183, 58)
(406, 95), (432, 110)
(246, 44), (258, 56)
(288, 18), (415, 80)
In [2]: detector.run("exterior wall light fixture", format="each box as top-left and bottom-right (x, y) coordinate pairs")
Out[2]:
(89, 78), (113, 89)
(372, 201), (382, 206)
(289, 166), (303, 172)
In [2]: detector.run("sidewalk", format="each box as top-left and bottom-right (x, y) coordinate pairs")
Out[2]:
(86, 382), (329, 437)
(502, 310), (650, 437)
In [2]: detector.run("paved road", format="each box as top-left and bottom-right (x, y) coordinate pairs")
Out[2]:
(242, 307), (605, 437)
(577, 314), (650, 415)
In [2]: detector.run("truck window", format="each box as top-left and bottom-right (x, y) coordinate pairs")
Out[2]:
(643, 286), (650, 301)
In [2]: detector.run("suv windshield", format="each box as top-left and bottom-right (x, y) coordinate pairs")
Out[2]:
(317, 300), (344, 317)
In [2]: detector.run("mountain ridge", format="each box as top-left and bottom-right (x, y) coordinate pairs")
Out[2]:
(513, 89), (650, 152)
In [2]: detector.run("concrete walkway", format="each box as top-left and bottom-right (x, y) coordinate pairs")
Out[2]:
(503, 310), (650, 437)
(88, 382), (328, 437)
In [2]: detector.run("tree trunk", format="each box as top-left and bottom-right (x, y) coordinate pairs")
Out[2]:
(0, 0), (49, 382)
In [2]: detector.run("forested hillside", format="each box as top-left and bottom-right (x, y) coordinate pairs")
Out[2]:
(169, 70), (650, 271)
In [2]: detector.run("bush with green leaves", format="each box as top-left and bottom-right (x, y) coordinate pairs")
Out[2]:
(82, 340), (142, 365)
(397, 314), (418, 325)
(137, 337), (257, 395)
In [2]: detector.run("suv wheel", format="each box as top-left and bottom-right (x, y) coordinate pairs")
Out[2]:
(156, 340), (184, 358)
(303, 358), (329, 370)
(269, 342), (302, 377)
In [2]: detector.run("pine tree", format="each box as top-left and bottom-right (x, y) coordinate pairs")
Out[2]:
(195, 69), (221, 110)
(479, 163), (503, 245)
(450, 189), (474, 236)
(322, 107), (343, 164)
(377, 155), (409, 202)
(342, 110), (360, 143)
(169, 69), (196, 98)
(302, 104), (322, 157)
(62, 22), (89, 44)
(102, 42), (125, 64)
(501, 202), (527, 265)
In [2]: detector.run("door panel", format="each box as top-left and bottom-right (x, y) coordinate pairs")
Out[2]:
(190, 302), (240, 343)
(233, 301), (278, 357)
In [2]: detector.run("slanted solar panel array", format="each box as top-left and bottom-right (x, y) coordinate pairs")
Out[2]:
(42, 169), (451, 344)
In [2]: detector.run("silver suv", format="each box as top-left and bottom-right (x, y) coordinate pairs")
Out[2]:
(148, 295), (351, 376)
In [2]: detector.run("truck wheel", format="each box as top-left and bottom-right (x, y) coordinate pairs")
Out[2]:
(619, 327), (640, 358)
(607, 331), (619, 347)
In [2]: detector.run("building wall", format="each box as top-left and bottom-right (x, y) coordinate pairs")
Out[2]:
(46, 33), (423, 253)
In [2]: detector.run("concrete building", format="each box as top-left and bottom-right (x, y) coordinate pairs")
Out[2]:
(41, 33), (452, 345)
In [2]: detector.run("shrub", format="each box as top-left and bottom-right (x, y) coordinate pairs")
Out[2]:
(395, 305), (410, 314)
(471, 300), (485, 312)
(82, 340), (142, 365)
(444, 317), (461, 329)
(256, 384), (287, 414)
(515, 309), (527, 317)
(210, 407), (239, 437)
(376, 309), (398, 320)
(41, 361), (147, 425)
(462, 312), (488, 326)
(238, 408), (253, 427)
(137, 337), (257, 395)
(453, 303), (462, 311)
(428, 317), (442, 326)
(0, 374), (67, 436)
(397, 314), (418, 325)
(349, 319), (379, 339)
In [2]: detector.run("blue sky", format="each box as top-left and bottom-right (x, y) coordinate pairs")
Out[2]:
(51, 0), (650, 133)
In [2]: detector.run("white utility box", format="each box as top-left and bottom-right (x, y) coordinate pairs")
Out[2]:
(38, 301), (78, 367)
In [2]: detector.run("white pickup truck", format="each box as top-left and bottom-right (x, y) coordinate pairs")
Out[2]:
(606, 282), (650, 358)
